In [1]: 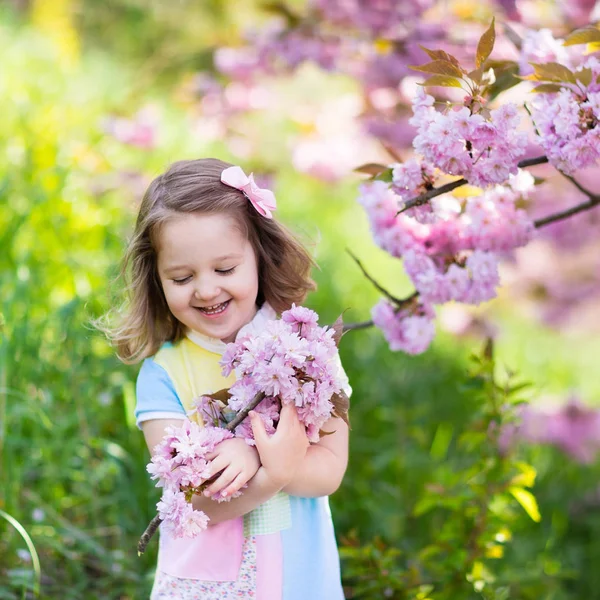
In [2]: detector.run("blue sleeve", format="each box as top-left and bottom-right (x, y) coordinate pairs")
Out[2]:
(135, 358), (186, 427)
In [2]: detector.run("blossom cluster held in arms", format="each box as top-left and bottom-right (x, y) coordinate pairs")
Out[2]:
(147, 423), (235, 538)
(145, 305), (349, 539)
(201, 304), (349, 444)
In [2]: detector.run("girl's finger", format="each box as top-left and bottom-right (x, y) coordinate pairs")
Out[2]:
(220, 472), (248, 498)
(204, 466), (239, 497)
(206, 455), (228, 478)
(275, 403), (299, 435)
(250, 411), (269, 450)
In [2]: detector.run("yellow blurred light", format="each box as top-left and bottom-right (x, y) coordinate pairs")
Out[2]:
(374, 39), (393, 55)
(31, 0), (80, 67)
(485, 544), (504, 559)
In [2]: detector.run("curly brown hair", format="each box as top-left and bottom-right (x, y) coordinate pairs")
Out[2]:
(103, 158), (316, 363)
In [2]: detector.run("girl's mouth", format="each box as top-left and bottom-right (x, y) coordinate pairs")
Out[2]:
(195, 300), (230, 317)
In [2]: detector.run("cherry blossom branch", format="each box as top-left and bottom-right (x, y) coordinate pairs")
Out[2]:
(562, 174), (598, 199)
(137, 391), (266, 555)
(343, 319), (374, 332)
(397, 155), (549, 214)
(534, 173), (600, 228)
(344, 164), (600, 333)
(224, 392), (266, 432)
(343, 250), (418, 332)
(346, 249), (415, 306)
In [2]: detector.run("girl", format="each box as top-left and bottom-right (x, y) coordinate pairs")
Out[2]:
(109, 158), (350, 599)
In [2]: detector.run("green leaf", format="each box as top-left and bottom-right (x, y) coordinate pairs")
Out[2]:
(410, 59), (464, 78)
(418, 45), (461, 67)
(418, 75), (464, 88)
(476, 17), (496, 68)
(0, 510), (41, 597)
(374, 168), (394, 183)
(430, 422), (453, 460)
(413, 495), (439, 517)
(564, 26), (600, 46)
(529, 62), (577, 84)
(531, 83), (564, 94)
(509, 486), (541, 522)
(486, 62), (520, 101)
(510, 462), (537, 488)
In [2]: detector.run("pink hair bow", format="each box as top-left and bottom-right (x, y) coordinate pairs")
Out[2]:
(220, 166), (277, 219)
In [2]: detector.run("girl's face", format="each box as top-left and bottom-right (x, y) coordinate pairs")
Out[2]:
(156, 212), (259, 343)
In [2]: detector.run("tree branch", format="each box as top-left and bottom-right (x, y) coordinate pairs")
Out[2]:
(397, 155), (549, 214)
(224, 392), (265, 432)
(346, 249), (408, 305)
(562, 173), (598, 199)
(343, 319), (374, 332)
(397, 177), (468, 214)
(534, 172), (600, 228)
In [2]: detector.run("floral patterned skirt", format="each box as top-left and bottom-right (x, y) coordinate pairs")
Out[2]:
(150, 536), (258, 599)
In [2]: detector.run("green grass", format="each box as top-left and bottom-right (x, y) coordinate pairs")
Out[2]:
(2, 10), (600, 600)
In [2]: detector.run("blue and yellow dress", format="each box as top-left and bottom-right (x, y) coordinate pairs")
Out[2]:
(135, 304), (348, 599)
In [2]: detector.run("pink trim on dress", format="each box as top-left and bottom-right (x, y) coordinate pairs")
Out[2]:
(255, 533), (283, 600)
(157, 517), (244, 580)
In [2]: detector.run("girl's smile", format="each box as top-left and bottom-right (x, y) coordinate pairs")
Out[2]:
(194, 299), (230, 317)
(156, 213), (259, 342)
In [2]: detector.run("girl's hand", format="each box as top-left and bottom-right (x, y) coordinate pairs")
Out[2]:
(251, 404), (309, 489)
(203, 438), (261, 499)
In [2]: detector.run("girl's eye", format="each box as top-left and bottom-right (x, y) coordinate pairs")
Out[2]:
(172, 276), (191, 285)
(216, 267), (236, 275)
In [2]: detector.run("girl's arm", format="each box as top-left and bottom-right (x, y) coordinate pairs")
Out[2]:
(141, 405), (308, 525)
(281, 415), (349, 498)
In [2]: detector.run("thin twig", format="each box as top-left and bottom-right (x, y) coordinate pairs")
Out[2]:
(224, 392), (265, 432)
(397, 177), (468, 214)
(397, 155), (549, 214)
(347, 249), (412, 306)
(534, 172), (600, 228)
(137, 515), (161, 555)
(562, 173), (599, 200)
(343, 319), (374, 332)
(534, 197), (600, 227)
(137, 391), (266, 554)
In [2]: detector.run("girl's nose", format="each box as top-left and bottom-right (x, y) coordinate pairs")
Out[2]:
(193, 278), (221, 302)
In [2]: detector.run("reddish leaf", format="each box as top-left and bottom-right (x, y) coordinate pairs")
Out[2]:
(331, 313), (346, 347)
(418, 45), (461, 68)
(530, 62), (577, 84)
(531, 83), (564, 94)
(409, 59), (464, 78)
(419, 75), (463, 88)
(476, 17), (496, 68)
(354, 163), (389, 176)
(564, 26), (600, 47)
(331, 390), (350, 427)
(576, 67), (593, 87)
(205, 388), (232, 404)
(468, 66), (484, 85)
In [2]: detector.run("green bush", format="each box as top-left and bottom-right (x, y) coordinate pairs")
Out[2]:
(2, 9), (600, 600)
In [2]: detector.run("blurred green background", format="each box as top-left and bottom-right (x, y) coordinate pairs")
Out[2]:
(2, 1), (600, 598)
